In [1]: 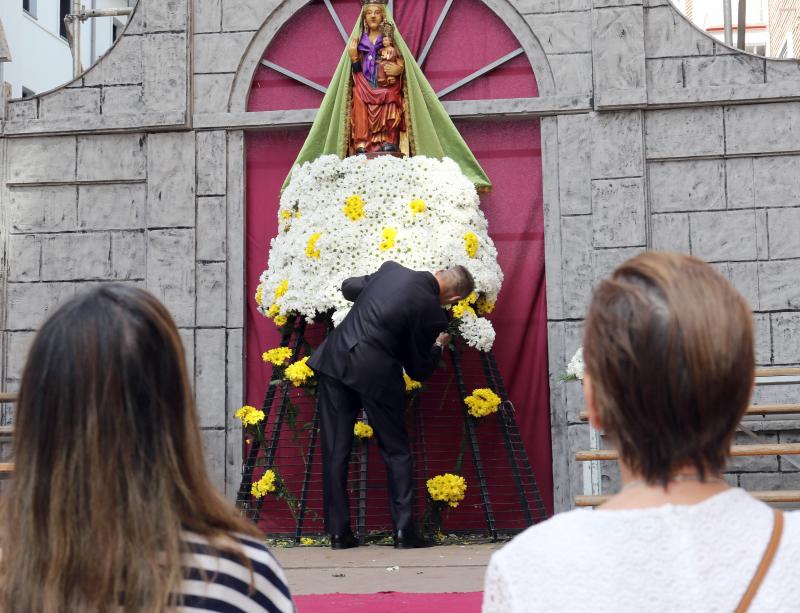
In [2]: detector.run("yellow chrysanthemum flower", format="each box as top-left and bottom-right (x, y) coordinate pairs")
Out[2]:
(427, 473), (467, 508)
(409, 199), (426, 216)
(379, 227), (397, 252)
(343, 194), (365, 221)
(300, 537), (315, 546)
(285, 356), (314, 387)
(266, 303), (281, 318)
(274, 314), (288, 327)
(463, 232), (479, 258)
(452, 293), (478, 319)
(251, 469), (277, 498)
(262, 347), (293, 366)
(280, 210), (293, 221)
(403, 373), (422, 392)
(353, 421), (374, 439)
(464, 388), (502, 418)
(476, 297), (495, 315)
(255, 284), (264, 307)
(274, 279), (289, 299)
(306, 232), (322, 259)
(235, 405), (265, 427)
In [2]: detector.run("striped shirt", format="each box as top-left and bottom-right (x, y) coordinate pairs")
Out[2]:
(177, 531), (294, 613)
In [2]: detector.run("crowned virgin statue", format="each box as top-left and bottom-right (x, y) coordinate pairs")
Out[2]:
(284, 0), (492, 191)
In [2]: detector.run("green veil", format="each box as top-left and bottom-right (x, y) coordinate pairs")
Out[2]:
(282, 4), (492, 191)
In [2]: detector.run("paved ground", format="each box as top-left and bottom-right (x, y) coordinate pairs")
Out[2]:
(273, 543), (502, 595)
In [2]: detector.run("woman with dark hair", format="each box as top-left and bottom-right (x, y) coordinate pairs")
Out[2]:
(483, 251), (800, 612)
(0, 285), (294, 612)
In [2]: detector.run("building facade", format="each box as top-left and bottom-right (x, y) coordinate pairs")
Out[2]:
(2, 0), (800, 512)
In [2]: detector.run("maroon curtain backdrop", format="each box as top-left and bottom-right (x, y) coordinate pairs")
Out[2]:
(245, 0), (553, 531)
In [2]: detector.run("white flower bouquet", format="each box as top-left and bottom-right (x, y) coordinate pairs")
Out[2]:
(560, 347), (585, 382)
(256, 155), (503, 351)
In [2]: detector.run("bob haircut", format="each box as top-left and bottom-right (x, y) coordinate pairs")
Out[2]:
(583, 251), (754, 485)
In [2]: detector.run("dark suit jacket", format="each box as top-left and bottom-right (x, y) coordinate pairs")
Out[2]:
(308, 261), (448, 406)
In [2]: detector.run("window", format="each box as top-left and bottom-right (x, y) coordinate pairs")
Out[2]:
(21, 87), (35, 98)
(22, 0), (37, 18)
(59, 0), (71, 39)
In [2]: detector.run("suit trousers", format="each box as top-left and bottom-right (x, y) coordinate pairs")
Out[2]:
(317, 374), (414, 536)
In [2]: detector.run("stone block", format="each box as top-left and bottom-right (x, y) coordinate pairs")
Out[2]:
(77, 134), (146, 182)
(41, 233), (112, 281)
(728, 262), (758, 310)
(179, 328), (195, 387)
(144, 0), (187, 32)
(193, 32), (255, 73)
(728, 432), (779, 472)
(146, 229), (196, 327)
(592, 178), (646, 247)
(771, 313), (800, 364)
(557, 115), (591, 215)
(758, 260), (800, 310)
(197, 196), (227, 261)
(147, 132), (196, 227)
(84, 35), (143, 87)
(753, 155), (800, 208)
(39, 88), (101, 118)
(648, 159), (725, 213)
(516, 0), (559, 11)
(726, 158), (754, 210)
(5, 331), (36, 381)
(651, 213), (689, 253)
(7, 235), (41, 282)
(8, 186), (77, 233)
(110, 231), (146, 280)
(7, 137), (76, 184)
(193, 0), (221, 32)
(143, 33), (188, 111)
(683, 54), (765, 88)
(78, 184), (146, 231)
(196, 262), (227, 328)
(195, 329), (226, 428)
(725, 102), (800, 155)
(592, 7), (646, 95)
(550, 53), (593, 97)
(646, 58), (683, 90)
(6, 283), (76, 331)
(102, 85), (146, 115)
(225, 328), (244, 497)
(200, 429), (226, 495)
(593, 247), (644, 283)
(768, 208), (800, 259)
(524, 12), (591, 54)
(643, 5), (714, 58)
(564, 374), (586, 425)
(689, 210), (756, 262)
(561, 215), (594, 319)
(227, 132), (246, 328)
(193, 73), (235, 113)
(221, 0), (275, 31)
(567, 423), (590, 501)
(196, 131), (227, 196)
(766, 59), (800, 83)
(755, 209), (769, 260)
(591, 111), (643, 179)
(739, 472), (800, 491)
(753, 313), (771, 365)
(644, 107), (723, 159)
(6, 98), (38, 122)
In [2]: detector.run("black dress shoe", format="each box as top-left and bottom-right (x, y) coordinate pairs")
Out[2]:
(380, 142), (399, 152)
(330, 531), (359, 550)
(393, 529), (433, 549)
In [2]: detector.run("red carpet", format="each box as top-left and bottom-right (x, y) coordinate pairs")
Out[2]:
(294, 591), (482, 612)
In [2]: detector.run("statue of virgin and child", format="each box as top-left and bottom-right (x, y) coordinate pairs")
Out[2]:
(285, 0), (491, 191)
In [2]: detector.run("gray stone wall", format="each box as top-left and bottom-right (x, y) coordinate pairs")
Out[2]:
(2, 0), (800, 510)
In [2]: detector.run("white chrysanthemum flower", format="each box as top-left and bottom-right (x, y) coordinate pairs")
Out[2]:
(566, 347), (584, 380)
(458, 311), (496, 352)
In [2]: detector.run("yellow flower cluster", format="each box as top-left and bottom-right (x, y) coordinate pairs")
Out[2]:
(476, 296), (495, 315)
(235, 405), (265, 426)
(306, 232), (322, 259)
(452, 292), (477, 319)
(427, 473), (467, 508)
(463, 232), (479, 258)
(464, 388), (502, 418)
(300, 537), (315, 546)
(353, 421), (374, 438)
(274, 279), (289, 298)
(379, 227), (397, 251)
(343, 195), (365, 221)
(251, 469), (277, 498)
(255, 284), (264, 307)
(285, 357), (315, 387)
(262, 280), (291, 327)
(409, 198), (426, 216)
(403, 373), (422, 392)
(262, 347), (293, 366)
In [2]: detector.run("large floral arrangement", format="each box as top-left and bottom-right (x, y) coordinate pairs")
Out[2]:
(426, 473), (468, 508)
(256, 155), (503, 351)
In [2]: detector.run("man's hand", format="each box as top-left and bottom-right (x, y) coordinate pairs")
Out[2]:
(435, 332), (451, 347)
(348, 37), (359, 62)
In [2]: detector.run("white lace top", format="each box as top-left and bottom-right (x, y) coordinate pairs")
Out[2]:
(483, 488), (800, 612)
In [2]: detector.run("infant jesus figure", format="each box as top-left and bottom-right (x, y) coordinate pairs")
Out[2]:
(377, 23), (400, 87)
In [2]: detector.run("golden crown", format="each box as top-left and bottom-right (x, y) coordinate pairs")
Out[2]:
(362, 0), (389, 5)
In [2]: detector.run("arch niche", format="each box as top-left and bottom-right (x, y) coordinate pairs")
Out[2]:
(243, 0), (554, 531)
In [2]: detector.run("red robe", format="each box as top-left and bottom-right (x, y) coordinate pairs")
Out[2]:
(351, 70), (405, 153)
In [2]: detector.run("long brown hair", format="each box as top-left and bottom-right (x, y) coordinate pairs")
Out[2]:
(0, 285), (261, 612)
(584, 251), (754, 485)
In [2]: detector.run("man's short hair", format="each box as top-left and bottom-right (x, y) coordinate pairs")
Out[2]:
(448, 265), (475, 298)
